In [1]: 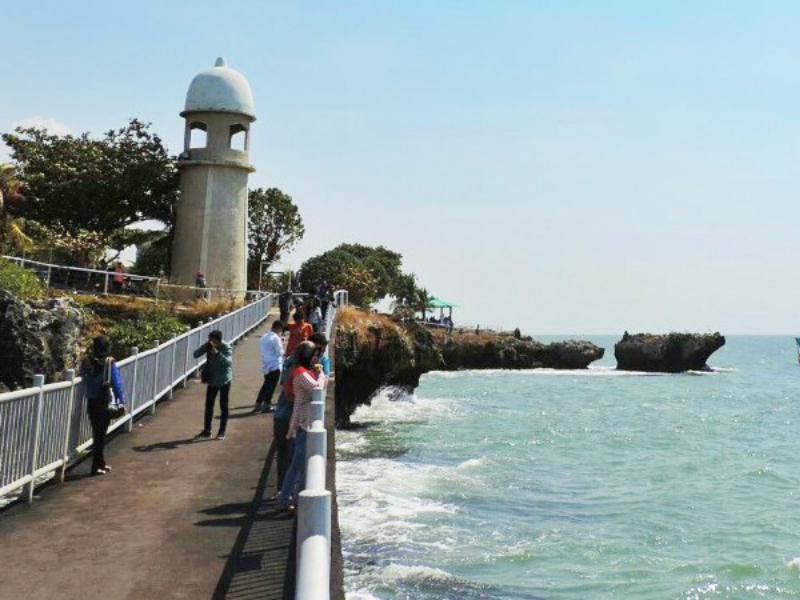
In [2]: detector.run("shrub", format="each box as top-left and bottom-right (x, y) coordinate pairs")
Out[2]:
(107, 314), (186, 359)
(0, 258), (45, 300)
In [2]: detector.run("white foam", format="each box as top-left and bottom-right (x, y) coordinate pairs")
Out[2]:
(457, 457), (487, 470)
(381, 563), (455, 583)
(348, 388), (459, 425)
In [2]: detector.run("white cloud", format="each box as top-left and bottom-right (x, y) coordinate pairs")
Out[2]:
(11, 115), (72, 136)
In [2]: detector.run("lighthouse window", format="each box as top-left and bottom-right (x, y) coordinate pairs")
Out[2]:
(189, 122), (207, 148)
(229, 124), (247, 151)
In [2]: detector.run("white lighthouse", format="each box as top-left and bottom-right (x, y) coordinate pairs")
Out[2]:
(171, 57), (255, 295)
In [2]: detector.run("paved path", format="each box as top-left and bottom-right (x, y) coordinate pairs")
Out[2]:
(0, 320), (295, 600)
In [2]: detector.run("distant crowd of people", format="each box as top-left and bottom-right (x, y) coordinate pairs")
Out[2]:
(419, 314), (455, 332)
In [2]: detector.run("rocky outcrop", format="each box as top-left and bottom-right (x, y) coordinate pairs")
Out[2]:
(0, 291), (85, 390)
(441, 335), (603, 370)
(334, 317), (446, 426)
(333, 308), (604, 426)
(614, 332), (725, 372)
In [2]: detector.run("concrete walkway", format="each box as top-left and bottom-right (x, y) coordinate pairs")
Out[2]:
(0, 320), (294, 600)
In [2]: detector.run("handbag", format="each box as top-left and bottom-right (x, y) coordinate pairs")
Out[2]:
(200, 363), (209, 384)
(104, 357), (126, 419)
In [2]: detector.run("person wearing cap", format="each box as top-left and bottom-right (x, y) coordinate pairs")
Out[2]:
(79, 335), (126, 476)
(193, 330), (233, 439)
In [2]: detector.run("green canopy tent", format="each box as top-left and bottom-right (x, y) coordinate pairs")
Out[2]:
(426, 296), (458, 324)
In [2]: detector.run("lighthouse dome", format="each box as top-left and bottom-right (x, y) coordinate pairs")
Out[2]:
(183, 57), (255, 119)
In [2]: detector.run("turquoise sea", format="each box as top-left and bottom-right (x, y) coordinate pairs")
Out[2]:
(336, 336), (800, 599)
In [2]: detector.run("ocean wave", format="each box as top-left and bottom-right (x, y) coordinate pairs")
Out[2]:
(348, 389), (460, 425)
(349, 563), (495, 599)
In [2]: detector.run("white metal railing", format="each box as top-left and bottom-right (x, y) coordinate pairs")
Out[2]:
(295, 290), (347, 600)
(1, 255), (267, 301)
(0, 293), (275, 504)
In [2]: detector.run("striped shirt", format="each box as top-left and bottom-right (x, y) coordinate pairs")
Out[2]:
(288, 369), (326, 437)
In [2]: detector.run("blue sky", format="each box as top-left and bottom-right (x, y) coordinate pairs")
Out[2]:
(3, 1), (800, 334)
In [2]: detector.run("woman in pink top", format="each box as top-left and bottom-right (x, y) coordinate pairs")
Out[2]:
(277, 341), (326, 512)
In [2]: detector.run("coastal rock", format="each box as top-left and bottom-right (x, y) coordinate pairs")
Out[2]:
(333, 307), (605, 425)
(614, 332), (725, 373)
(334, 315), (445, 427)
(536, 340), (606, 369)
(440, 335), (604, 370)
(0, 291), (85, 390)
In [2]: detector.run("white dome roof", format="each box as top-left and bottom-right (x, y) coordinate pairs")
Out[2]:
(183, 57), (255, 118)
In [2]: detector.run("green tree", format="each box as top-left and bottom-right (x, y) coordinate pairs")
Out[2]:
(337, 243), (403, 297)
(247, 187), (305, 289)
(298, 248), (360, 293)
(0, 164), (33, 254)
(2, 119), (179, 262)
(298, 243), (426, 308)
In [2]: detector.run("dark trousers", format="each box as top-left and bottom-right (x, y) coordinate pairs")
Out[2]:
(87, 397), (110, 472)
(204, 382), (231, 435)
(255, 370), (281, 409)
(274, 416), (294, 489)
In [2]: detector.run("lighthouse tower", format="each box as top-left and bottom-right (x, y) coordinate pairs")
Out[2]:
(171, 57), (255, 295)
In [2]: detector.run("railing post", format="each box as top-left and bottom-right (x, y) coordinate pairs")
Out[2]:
(127, 347), (139, 432)
(296, 489), (332, 600)
(24, 374), (46, 503)
(304, 423), (327, 491)
(103, 272), (109, 295)
(182, 327), (191, 387)
(169, 335), (178, 399)
(60, 369), (76, 483)
(150, 340), (160, 415)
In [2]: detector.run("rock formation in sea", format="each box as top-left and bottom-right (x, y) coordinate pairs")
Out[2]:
(614, 332), (725, 373)
(0, 291), (85, 391)
(333, 307), (605, 426)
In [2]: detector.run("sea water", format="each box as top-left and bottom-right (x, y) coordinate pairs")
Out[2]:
(336, 336), (800, 599)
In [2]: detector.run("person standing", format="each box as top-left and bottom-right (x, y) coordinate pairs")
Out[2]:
(286, 310), (313, 356)
(278, 289), (292, 326)
(276, 341), (326, 513)
(80, 336), (126, 476)
(194, 330), (233, 439)
(195, 271), (209, 301)
(307, 298), (323, 333)
(113, 262), (125, 293)
(254, 320), (284, 413)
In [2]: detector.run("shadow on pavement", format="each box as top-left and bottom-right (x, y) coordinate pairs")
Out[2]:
(132, 437), (205, 452)
(207, 440), (297, 599)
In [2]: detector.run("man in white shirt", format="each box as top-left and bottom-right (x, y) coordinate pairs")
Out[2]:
(254, 320), (284, 413)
